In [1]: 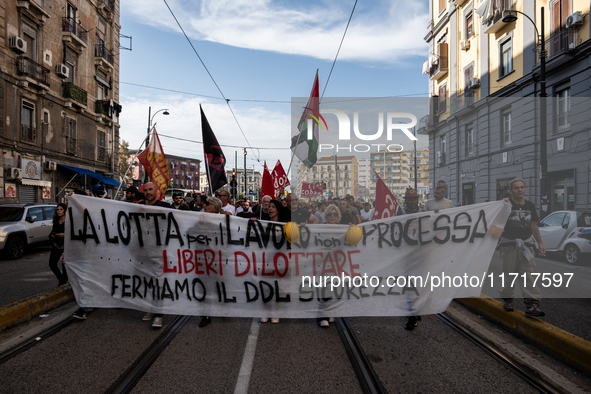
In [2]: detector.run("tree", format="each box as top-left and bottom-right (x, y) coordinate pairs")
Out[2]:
(119, 140), (131, 187)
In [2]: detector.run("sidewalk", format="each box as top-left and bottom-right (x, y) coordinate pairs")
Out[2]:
(0, 284), (74, 332)
(458, 295), (591, 376)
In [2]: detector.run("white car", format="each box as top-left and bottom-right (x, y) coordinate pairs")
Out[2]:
(537, 210), (591, 264)
(0, 203), (57, 259)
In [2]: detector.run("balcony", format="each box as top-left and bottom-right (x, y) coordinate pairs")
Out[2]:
(451, 91), (476, 113)
(98, 0), (115, 19)
(534, 29), (576, 69)
(62, 18), (88, 50)
(63, 82), (87, 108)
(482, 0), (513, 34)
(21, 125), (36, 142)
(95, 44), (114, 69)
(16, 56), (49, 88)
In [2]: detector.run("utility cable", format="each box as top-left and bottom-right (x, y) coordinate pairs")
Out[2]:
(320, 0), (359, 101)
(163, 0), (260, 162)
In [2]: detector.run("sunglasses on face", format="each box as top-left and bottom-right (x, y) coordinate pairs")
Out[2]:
(291, 198), (299, 202)
(326, 213), (338, 217)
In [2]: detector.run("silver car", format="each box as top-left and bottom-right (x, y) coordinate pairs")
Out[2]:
(0, 203), (57, 259)
(537, 210), (591, 264)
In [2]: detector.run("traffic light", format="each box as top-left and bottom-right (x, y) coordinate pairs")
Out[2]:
(231, 171), (237, 186)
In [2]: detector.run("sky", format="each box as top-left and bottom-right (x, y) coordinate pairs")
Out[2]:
(118, 0), (431, 181)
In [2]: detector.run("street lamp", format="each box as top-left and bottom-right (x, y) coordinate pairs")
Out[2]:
(502, 7), (548, 216)
(143, 106), (170, 182)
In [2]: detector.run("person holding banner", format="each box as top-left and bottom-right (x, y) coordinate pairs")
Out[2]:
(316, 204), (342, 327)
(499, 179), (546, 316)
(140, 182), (173, 328)
(198, 196), (224, 327)
(287, 193), (318, 225)
(261, 199), (288, 324)
(397, 188), (423, 330)
(48, 203), (68, 286)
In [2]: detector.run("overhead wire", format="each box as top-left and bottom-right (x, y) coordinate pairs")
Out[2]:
(162, 0), (261, 162)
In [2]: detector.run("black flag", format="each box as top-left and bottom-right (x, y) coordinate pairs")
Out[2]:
(201, 105), (228, 192)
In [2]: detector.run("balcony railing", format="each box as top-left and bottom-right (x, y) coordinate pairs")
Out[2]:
(95, 100), (109, 116)
(21, 125), (36, 141)
(62, 17), (88, 44)
(97, 147), (106, 162)
(482, 0), (513, 34)
(100, 0), (115, 12)
(63, 82), (88, 106)
(452, 92), (475, 112)
(424, 55), (448, 80)
(535, 29), (576, 64)
(16, 56), (49, 86)
(95, 44), (114, 65)
(31, 0), (52, 13)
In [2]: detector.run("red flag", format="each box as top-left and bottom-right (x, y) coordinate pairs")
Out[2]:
(301, 182), (323, 198)
(372, 172), (399, 220)
(271, 160), (290, 198)
(201, 105), (228, 192)
(261, 161), (276, 199)
(137, 128), (170, 196)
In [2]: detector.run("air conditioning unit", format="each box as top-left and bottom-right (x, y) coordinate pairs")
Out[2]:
(566, 11), (584, 29)
(460, 40), (470, 51)
(56, 64), (69, 78)
(44, 161), (57, 172)
(6, 167), (23, 181)
(9, 36), (27, 54)
(469, 78), (481, 89)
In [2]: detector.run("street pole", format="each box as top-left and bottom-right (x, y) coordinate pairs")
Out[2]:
(335, 155), (338, 197)
(540, 7), (548, 218)
(143, 106), (152, 184)
(244, 148), (247, 199)
(414, 127), (418, 191)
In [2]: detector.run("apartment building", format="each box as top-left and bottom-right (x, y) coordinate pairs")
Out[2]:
(129, 151), (200, 191)
(1, 0), (121, 202)
(369, 148), (431, 198)
(419, 0), (591, 210)
(299, 155), (359, 198)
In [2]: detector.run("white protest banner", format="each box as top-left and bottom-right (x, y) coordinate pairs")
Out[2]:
(65, 196), (510, 317)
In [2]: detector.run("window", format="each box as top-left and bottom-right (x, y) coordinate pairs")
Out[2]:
(439, 0), (446, 14)
(66, 3), (76, 27)
(499, 36), (513, 78)
(438, 84), (447, 113)
(464, 63), (474, 98)
(501, 110), (511, 147)
(465, 126), (474, 156)
(551, 0), (572, 56)
(97, 130), (106, 161)
(466, 11), (474, 39)
(22, 22), (38, 62)
(556, 87), (570, 132)
(65, 50), (77, 84)
(21, 101), (35, 142)
(65, 117), (77, 154)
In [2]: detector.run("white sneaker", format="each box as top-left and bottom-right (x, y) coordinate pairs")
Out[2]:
(142, 313), (154, 321)
(152, 317), (163, 328)
(328, 317), (334, 323)
(260, 318), (269, 323)
(271, 318), (280, 324)
(319, 320), (329, 327)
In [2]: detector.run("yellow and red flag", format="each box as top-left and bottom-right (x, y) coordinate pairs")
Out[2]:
(137, 127), (170, 195)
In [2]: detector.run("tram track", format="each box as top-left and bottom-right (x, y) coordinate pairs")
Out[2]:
(0, 308), (576, 393)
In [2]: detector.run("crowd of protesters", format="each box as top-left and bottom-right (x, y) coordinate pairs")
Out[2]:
(54, 180), (559, 330)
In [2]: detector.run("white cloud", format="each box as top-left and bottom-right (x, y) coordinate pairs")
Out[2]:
(122, 0), (429, 63)
(119, 96), (294, 178)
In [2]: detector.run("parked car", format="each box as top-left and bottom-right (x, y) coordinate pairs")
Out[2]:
(537, 210), (591, 264)
(0, 203), (57, 259)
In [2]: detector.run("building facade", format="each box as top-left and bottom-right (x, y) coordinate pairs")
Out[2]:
(129, 151), (200, 191)
(299, 155), (359, 198)
(369, 148), (431, 198)
(1, 0), (121, 202)
(420, 0), (591, 210)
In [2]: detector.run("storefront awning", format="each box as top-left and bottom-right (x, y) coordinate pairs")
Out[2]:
(21, 179), (52, 187)
(58, 164), (122, 187)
